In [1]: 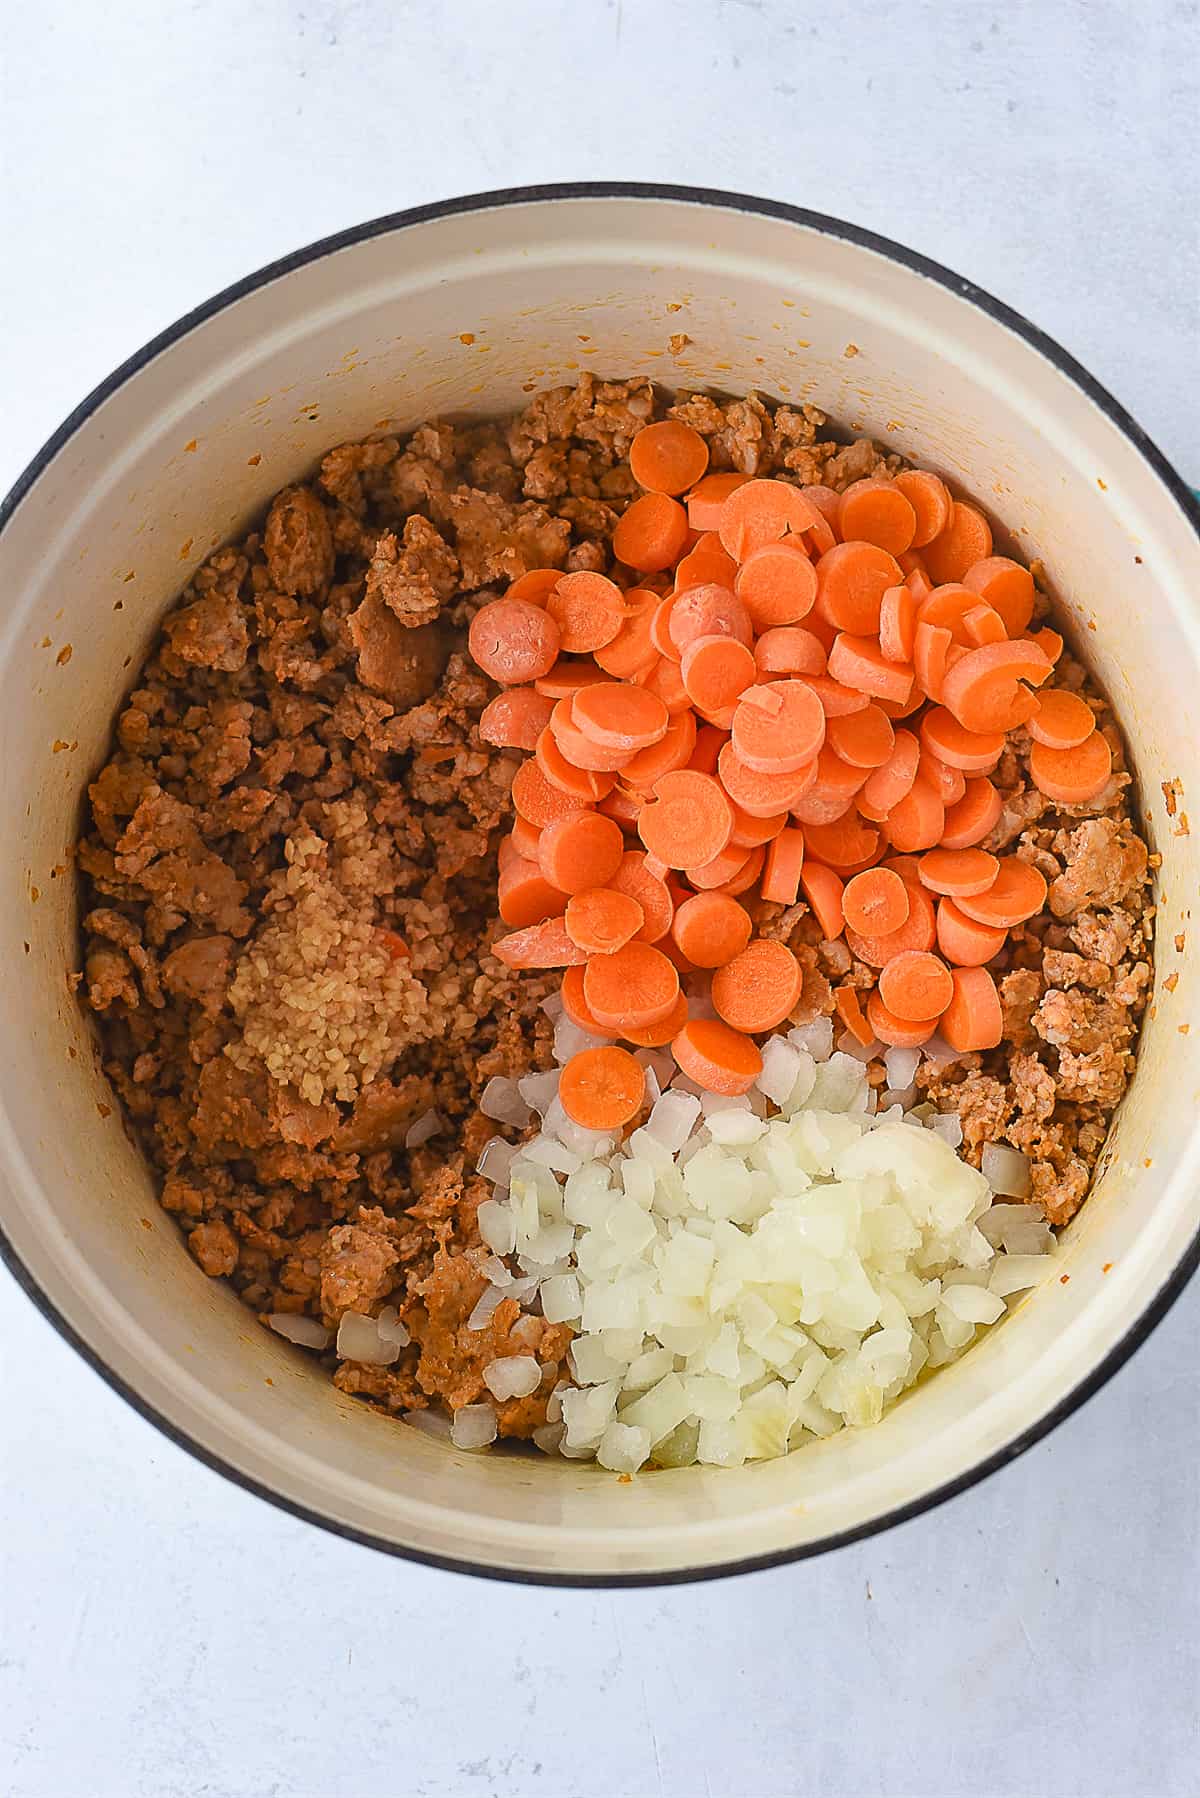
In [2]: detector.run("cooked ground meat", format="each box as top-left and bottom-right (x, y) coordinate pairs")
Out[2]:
(75, 376), (1152, 1438)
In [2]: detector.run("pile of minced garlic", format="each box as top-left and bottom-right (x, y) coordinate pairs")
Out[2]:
(404, 996), (1050, 1474)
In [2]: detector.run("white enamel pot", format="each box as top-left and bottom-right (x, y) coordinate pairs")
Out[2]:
(2, 185), (1198, 1584)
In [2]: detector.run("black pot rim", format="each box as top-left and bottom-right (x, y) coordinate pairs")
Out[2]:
(3, 180), (1198, 1589)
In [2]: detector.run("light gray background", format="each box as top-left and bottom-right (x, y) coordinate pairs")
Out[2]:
(1, 4), (1198, 1795)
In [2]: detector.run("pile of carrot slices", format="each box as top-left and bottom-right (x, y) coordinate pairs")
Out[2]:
(471, 420), (1111, 1129)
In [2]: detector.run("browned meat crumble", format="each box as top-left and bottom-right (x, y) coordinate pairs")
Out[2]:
(75, 376), (1153, 1429)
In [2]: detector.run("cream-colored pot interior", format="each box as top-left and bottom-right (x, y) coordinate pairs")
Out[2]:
(2, 190), (1198, 1581)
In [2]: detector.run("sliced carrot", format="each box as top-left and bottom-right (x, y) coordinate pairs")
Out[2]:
(961, 602), (1007, 647)
(939, 965), (1003, 1052)
(498, 856), (568, 928)
(668, 582), (753, 654)
(479, 687), (556, 751)
(941, 639), (1052, 734)
(875, 687), (925, 721)
(845, 880), (937, 968)
(955, 856), (1047, 928)
(510, 815), (543, 859)
(814, 541), (903, 634)
(1028, 688), (1097, 751)
(634, 653), (692, 716)
(715, 842), (765, 898)
(689, 723), (729, 776)
(571, 681), (670, 752)
(599, 786), (643, 830)
(881, 853), (923, 883)
(730, 679), (827, 775)
(719, 478), (826, 562)
(609, 850), (674, 943)
(506, 567), (564, 605)
(512, 757), (593, 828)
(916, 847), (999, 898)
(718, 741), (818, 818)
(859, 729), (920, 820)
(612, 493), (690, 573)
(545, 572), (626, 653)
(671, 1016), (762, 1095)
(592, 590), (660, 679)
(1029, 732), (1113, 805)
(550, 702), (638, 773)
(963, 556), (1035, 636)
(558, 1045), (646, 1130)
(492, 916), (589, 969)
(1026, 626), (1063, 665)
(923, 500), (994, 585)
(866, 989), (936, 1049)
(826, 633), (915, 706)
(760, 826), (806, 904)
(879, 583), (918, 664)
(584, 942), (681, 1032)
(468, 597), (561, 684)
(712, 938), (803, 1033)
(685, 472), (751, 532)
(916, 583), (981, 642)
(835, 985), (876, 1048)
(620, 989), (691, 1046)
(828, 703), (895, 770)
(883, 773), (945, 853)
(793, 743), (871, 810)
(672, 892), (753, 968)
(685, 842), (753, 891)
(754, 625), (828, 677)
(800, 484), (843, 532)
(878, 950), (954, 1021)
(800, 674), (871, 717)
(559, 963), (618, 1036)
(537, 811), (625, 894)
(837, 479), (917, 556)
(649, 595), (679, 660)
(729, 803), (788, 848)
(894, 470), (952, 548)
(675, 531), (739, 593)
(941, 777), (1003, 849)
(681, 635), (757, 713)
(802, 812), (881, 872)
(536, 727), (616, 801)
(913, 620), (953, 703)
(534, 659), (611, 698)
(799, 862), (845, 940)
(919, 706), (1006, 773)
(842, 867), (910, 937)
(619, 709), (697, 789)
(629, 420), (709, 496)
(735, 541), (819, 628)
(564, 887), (645, 955)
(638, 769), (733, 869)
(935, 897), (1007, 967)
(919, 751), (967, 809)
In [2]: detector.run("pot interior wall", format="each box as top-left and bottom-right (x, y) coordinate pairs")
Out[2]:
(2, 195), (1197, 1577)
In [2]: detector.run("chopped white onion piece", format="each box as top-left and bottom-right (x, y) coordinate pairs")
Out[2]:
(482, 1355), (542, 1401)
(450, 1402), (498, 1450)
(404, 1107), (445, 1148)
(479, 1077), (533, 1127)
(267, 1313), (331, 1350)
(982, 1142), (1033, 1198)
(466, 1285), (508, 1333)
(336, 1310), (401, 1365)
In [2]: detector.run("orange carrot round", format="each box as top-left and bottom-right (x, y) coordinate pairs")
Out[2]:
(537, 812), (625, 895)
(837, 479), (917, 556)
(684, 841), (753, 891)
(638, 769), (733, 869)
(629, 420), (710, 496)
(941, 639), (1052, 734)
(935, 897), (1007, 967)
(545, 572), (627, 653)
(801, 812), (881, 874)
(593, 590), (660, 679)
(731, 680), (826, 774)
(561, 963), (618, 1036)
(879, 583), (918, 664)
(671, 891), (753, 968)
(681, 635), (757, 713)
(535, 659), (611, 698)
(760, 826), (806, 904)
(469, 597), (562, 683)
(668, 582), (753, 654)
(675, 532), (739, 593)
(506, 567), (564, 604)
(919, 706), (1006, 773)
(735, 541), (819, 628)
(963, 556), (1035, 636)
(1029, 731), (1113, 805)
(842, 867), (910, 937)
(564, 886), (646, 955)
(923, 500), (993, 585)
(512, 757), (593, 828)
(558, 1045), (646, 1130)
(620, 989), (691, 1047)
(718, 478), (826, 562)
(613, 493), (690, 572)
(878, 949), (954, 1021)
(939, 965), (1003, 1052)
(885, 774), (945, 853)
(919, 749), (967, 809)
(609, 850), (675, 943)
(711, 938), (803, 1033)
(893, 470), (952, 548)
(940, 777), (1003, 849)
(866, 988), (937, 1049)
(718, 741), (817, 817)
(492, 916), (590, 969)
(815, 541), (904, 634)
(498, 857), (569, 929)
(800, 862), (845, 940)
(916, 847), (999, 898)
(671, 1017), (763, 1095)
(479, 687), (556, 750)
(834, 985), (876, 1048)
(828, 702), (895, 770)
(755, 625), (828, 677)
(859, 729), (920, 819)
(619, 709), (697, 789)
(536, 727), (616, 800)
(826, 633), (915, 706)
(800, 673), (872, 716)
(845, 879), (937, 967)
(685, 471), (751, 532)
(1028, 687), (1096, 750)
(729, 802), (788, 848)
(955, 856), (1047, 928)
(584, 941), (681, 1032)
(571, 680), (671, 752)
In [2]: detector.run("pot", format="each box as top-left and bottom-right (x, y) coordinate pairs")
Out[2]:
(2, 184), (1197, 1582)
